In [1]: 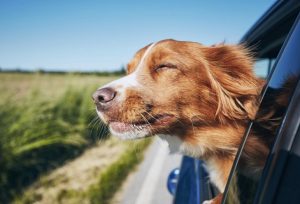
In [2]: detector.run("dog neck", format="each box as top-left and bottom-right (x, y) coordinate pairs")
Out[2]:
(159, 122), (246, 156)
(158, 122), (247, 192)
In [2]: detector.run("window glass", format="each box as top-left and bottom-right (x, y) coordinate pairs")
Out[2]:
(254, 58), (275, 78)
(224, 16), (300, 204)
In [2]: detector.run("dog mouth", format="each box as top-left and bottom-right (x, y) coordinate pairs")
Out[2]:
(109, 114), (175, 133)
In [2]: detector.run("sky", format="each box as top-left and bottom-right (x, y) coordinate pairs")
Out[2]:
(0, 0), (275, 71)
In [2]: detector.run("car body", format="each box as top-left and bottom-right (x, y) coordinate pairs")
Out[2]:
(169, 1), (300, 203)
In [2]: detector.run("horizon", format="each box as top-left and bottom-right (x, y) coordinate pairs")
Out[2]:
(0, 1), (275, 71)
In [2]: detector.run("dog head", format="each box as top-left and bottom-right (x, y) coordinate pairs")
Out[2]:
(93, 39), (261, 146)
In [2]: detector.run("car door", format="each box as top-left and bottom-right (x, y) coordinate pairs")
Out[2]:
(223, 9), (300, 204)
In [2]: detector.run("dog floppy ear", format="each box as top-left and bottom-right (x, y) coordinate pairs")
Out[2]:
(201, 44), (264, 123)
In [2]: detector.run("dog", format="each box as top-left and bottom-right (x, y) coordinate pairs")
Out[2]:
(92, 39), (266, 203)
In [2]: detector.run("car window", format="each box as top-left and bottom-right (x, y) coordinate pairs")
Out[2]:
(254, 58), (276, 79)
(223, 13), (300, 204)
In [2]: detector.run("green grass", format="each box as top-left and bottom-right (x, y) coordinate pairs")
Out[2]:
(20, 139), (153, 204)
(0, 73), (117, 203)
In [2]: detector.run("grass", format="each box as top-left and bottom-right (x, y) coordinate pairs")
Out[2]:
(0, 73), (117, 203)
(88, 139), (151, 204)
(17, 139), (152, 204)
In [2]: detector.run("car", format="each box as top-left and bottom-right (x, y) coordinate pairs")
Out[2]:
(167, 1), (300, 203)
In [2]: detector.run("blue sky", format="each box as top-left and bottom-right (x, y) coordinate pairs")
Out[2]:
(0, 0), (275, 71)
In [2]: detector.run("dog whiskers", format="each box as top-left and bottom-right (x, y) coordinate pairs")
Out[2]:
(143, 111), (156, 121)
(140, 113), (154, 134)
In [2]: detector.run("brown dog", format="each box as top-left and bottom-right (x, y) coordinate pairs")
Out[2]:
(93, 39), (265, 203)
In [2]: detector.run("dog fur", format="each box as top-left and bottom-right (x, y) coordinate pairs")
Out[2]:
(93, 39), (268, 203)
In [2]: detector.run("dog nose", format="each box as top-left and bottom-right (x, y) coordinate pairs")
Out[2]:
(92, 87), (116, 104)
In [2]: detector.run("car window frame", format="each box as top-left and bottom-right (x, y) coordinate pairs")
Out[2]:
(222, 11), (300, 204)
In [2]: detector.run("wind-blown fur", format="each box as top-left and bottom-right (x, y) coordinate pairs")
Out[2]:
(93, 39), (267, 204)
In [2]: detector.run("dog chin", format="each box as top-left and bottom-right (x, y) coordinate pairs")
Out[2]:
(109, 126), (151, 140)
(158, 134), (207, 157)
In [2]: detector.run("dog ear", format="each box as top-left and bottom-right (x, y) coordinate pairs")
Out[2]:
(201, 44), (264, 123)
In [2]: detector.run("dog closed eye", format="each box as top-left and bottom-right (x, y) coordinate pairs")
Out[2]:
(154, 63), (177, 72)
(93, 39), (265, 203)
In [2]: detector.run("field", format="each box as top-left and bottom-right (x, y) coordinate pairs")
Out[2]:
(0, 73), (151, 204)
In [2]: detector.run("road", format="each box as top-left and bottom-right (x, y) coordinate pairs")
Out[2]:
(119, 138), (182, 204)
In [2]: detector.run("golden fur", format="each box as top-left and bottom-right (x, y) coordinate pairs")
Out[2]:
(94, 39), (268, 203)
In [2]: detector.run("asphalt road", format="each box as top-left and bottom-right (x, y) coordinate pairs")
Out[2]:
(120, 138), (182, 204)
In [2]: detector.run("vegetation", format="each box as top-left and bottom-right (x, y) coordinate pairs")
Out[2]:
(14, 138), (151, 204)
(0, 67), (126, 76)
(0, 73), (116, 203)
(88, 139), (151, 204)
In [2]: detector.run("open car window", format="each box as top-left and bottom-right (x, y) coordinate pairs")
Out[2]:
(223, 4), (300, 204)
(254, 58), (276, 79)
